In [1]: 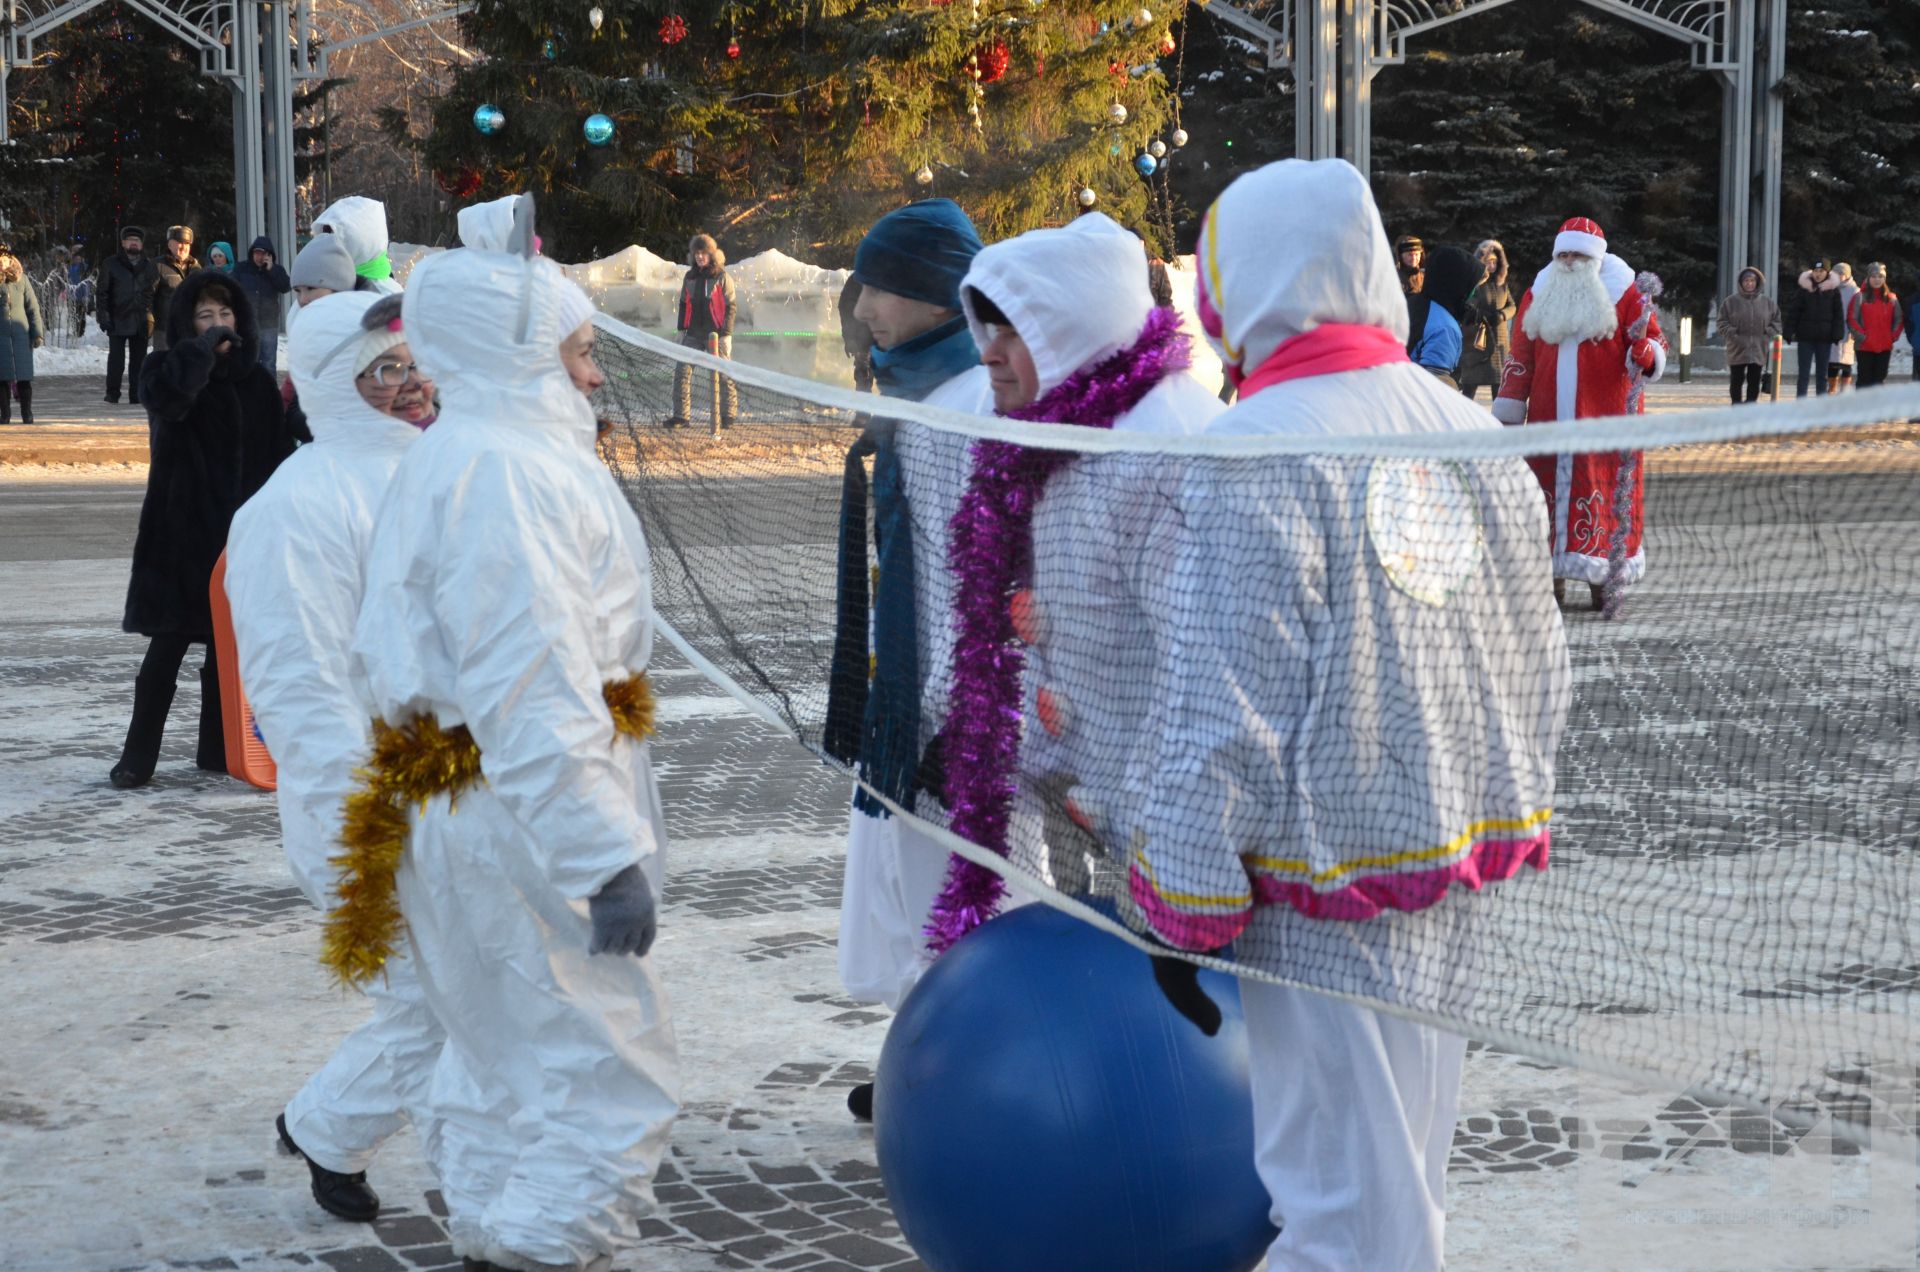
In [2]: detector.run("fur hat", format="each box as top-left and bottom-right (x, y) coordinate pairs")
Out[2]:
(167, 224), (195, 245)
(120, 225), (146, 244)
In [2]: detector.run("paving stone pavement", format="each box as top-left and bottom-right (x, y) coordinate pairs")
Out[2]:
(4, 487), (1917, 1271)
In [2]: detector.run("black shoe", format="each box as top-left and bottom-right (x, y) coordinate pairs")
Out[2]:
(277, 1113), (381, 1222)
(847, 1082), (874, 1122)
(109, 761), (151, 789)
(663, 416), (688, 429)
(104, 393), (119, 404)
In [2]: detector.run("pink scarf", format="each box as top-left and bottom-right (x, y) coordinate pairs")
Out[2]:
(1235, 322), (1409, 397)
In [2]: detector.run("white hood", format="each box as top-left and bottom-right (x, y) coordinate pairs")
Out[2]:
(958, 212), (1156, 397)
(457, 194), (527, 253)
(1195, 158), (1407, 382)
(287, 291), (421, 451)
(402, 247), (596, 448)
(312, 195), (400, 293)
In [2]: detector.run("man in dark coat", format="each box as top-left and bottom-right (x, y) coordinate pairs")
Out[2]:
(110, 270), (300, 788)
(97, 226), (159, 404)
(232, 235), (292, 370)
(1782, 257), (1847, 397)
(150, 225), (201, 354)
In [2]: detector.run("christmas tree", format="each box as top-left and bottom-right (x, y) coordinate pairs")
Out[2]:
(415, 1), (1186, 263)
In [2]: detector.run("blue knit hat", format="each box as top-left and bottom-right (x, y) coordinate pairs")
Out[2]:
(852, 199), (984, 310)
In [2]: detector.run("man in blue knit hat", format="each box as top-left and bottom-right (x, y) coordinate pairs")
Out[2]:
(827, 199), (992, 1122)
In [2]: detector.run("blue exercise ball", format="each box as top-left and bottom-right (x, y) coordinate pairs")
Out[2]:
(874, 904), (1276, 1272)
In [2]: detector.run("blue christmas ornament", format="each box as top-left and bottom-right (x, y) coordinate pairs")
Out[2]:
(583, 113), (615, 145)
(473, 104), (505, 135)
(543, 37), (559, 58)
(1135, 152), (1159, 176)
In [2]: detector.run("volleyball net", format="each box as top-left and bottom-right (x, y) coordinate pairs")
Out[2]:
(591, 312), (1920, 1143)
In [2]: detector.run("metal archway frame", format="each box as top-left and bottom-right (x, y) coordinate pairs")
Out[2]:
(3, 0), (467, 276)
(1204, 0), (1786, 301)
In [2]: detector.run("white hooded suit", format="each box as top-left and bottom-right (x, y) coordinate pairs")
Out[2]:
(350, 249), (677, 1271)
(1167, 159), (1570, 1271)
(312, 196), (403, 295)
(225, 293), (443, 1176)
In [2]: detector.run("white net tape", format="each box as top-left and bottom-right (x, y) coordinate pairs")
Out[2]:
(594, 313), (1920, 1143)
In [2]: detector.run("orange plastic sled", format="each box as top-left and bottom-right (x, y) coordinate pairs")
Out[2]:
(209, 550), (278, 790)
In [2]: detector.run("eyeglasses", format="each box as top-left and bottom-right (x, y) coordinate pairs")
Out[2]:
(358, 360), (422, 388)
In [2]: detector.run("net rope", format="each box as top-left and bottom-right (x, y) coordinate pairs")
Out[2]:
(592, 313), (1920, 1143)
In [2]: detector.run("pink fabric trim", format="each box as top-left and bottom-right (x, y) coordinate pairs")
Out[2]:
(1128, 864), (1251, 952)
(1250, 831), (1551, 922)
(1237, 323), (1411, 399)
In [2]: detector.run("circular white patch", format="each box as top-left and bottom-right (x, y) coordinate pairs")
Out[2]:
(1366, 458), (1486, 606)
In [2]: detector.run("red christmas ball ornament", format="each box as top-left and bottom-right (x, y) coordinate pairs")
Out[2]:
(976, 39), (1010, 84)
(1159, 31), (1177, 55)
(726, 38), (740, 58)
(1109, 59), (1125, 77)
(658, 13), (687, 44)
(436, 167), (481, 199)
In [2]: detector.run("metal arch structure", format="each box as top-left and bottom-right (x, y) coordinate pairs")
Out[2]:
(3, 0), (467, 276)
(1204, 0), (1787, 302)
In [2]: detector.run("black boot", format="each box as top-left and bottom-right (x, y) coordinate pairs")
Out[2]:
(1552, 578), (1566, 606)
(15, 380), (31, 426)
(277, 1113), (381, 1222)
(847, 1082), (874, 1122)
(0, 383), (10, 425)
(196, 659), (227, 773)
(1589, 582), (1608, 613)
(110, 669), (176, 788)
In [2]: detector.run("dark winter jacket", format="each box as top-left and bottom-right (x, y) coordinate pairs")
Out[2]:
(150, 250), (202, 350)
(1783, 271), (1846, 346)
(1717, 268), (1781, 366)
(125, 271), (299, 637)
(0, 261), (43, 382)
(1457, 243), (1517, 389)
(1847, 284), (1905, 355)
(230, 236), (292, 329)
(97, 250), (160, 338)
(676, 234), (736, 343)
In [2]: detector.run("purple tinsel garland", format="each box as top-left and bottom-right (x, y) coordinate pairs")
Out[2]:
(1605, 270), (1662, 621)
(924, 306), (1191, 955)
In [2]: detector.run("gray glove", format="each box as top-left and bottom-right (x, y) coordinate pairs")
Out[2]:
(588, 864), (657, 957)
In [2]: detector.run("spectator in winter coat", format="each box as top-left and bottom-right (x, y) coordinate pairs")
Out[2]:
(110, 271), (300, 789)
(669, 232), (737, 428)
(1457, 239), (1518, 400)
(1906, 277), (1920, 382)
(1717, 267), (1781, 405)
(1405, 244), (1468, 385)
(98, 225), (160, 404)
(208, 241), (236, 272)
(233, 236), (293, 370)
(1846, 262), (1904, 390)
(1394, 234), (1425, 294)
(1783, 259), (1846, 397)
(0, 242), (44, 425)
(837, 274), (875, 394)
(1829, 261), (1860, 392)
(151, 226), (201, 353)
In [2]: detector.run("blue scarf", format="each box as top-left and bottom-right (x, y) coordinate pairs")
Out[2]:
(825, 316), (980, 817)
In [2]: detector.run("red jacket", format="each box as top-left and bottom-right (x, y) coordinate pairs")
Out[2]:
(1848, 286), (1906, 354)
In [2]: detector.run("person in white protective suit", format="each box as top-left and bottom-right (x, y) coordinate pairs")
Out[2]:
(1126, 159), (1571, 1271)
(225, 291), (443, 1224)
(950, 213), (1221, 902)
(311, 196), (403, 295)
(458, 194), (531, 253)
(348, 243), (677, 1272)
(824, 200), (991, 1123)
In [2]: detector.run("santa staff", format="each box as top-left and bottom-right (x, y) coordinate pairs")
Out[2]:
(1493, 217), (1667, 611)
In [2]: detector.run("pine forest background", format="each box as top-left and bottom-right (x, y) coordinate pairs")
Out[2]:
(3, 0), (1919, 311)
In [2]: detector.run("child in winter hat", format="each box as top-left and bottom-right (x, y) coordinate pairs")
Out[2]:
(290, 234), (359, 308)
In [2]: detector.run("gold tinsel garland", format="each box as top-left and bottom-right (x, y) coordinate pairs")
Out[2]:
(322, 672), (656, 988)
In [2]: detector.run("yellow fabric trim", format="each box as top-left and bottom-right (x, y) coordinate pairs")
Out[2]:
(1202, 203), (1241, 364)
(321, 672), (656, 989)
(1244, 808), (1555, 886)
(1130, 847), (1252, 910)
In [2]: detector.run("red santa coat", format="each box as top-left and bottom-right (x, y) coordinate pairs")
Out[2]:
(1493, 255), (1667, 585)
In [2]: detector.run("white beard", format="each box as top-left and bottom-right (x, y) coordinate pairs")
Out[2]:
(1524, 256), (1617, 346)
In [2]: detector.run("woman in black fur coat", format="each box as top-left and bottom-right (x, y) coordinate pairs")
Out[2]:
(111, 270), (299, 788)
